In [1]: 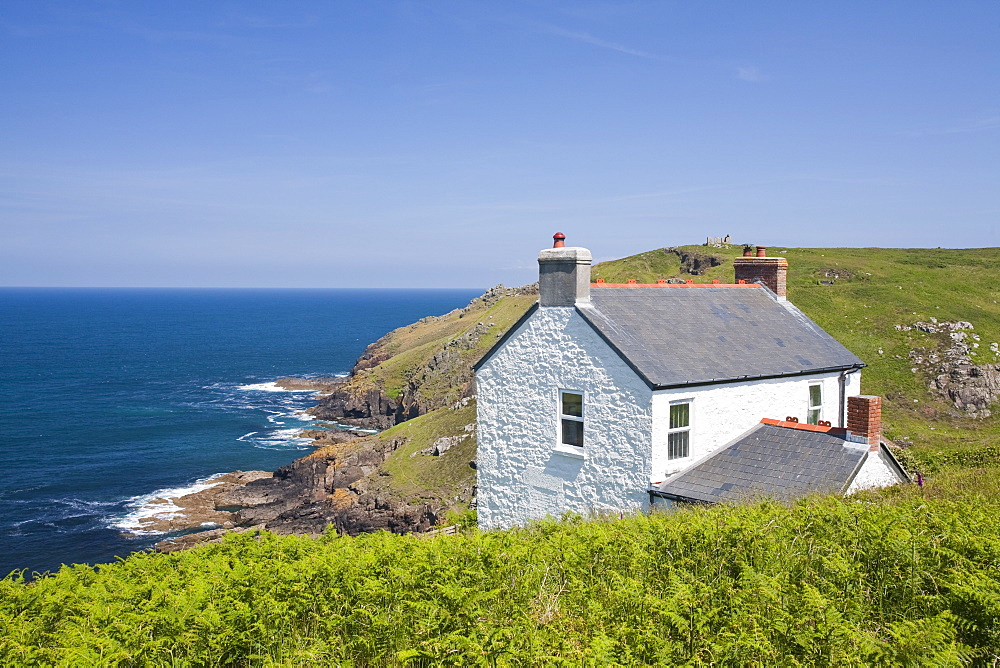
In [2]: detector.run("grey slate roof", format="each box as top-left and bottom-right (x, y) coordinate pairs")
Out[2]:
(652, 423), (868, 504)
(578, 286), (863, 389)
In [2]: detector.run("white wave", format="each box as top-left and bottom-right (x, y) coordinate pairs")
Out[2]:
(112, 474), (228, 535)
(237, 381), (320, 393)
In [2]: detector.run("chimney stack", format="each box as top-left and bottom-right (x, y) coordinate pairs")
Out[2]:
(847, 395), (882, 451)
(733, 246), (788, 299)
(538, 233), (592, 307)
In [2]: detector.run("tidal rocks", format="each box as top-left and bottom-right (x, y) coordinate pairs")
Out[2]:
(218, 436), (441, 537)
(132, 470), (271, 535)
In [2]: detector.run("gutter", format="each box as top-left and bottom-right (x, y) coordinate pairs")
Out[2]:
(650, 363), (867, 391)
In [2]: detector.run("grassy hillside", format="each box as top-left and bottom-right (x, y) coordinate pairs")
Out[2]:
(311, 402), (479, 514)
(327, 287), (537, 413)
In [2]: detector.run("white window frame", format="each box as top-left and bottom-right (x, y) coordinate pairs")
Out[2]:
(807, 383), (822, 425)
(559, 389), (584, 449)
(667, 399), (692, 460)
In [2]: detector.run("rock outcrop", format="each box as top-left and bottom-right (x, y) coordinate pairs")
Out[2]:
(310, 284), (537, 429)
(901, 318), (1000, 418)
(673, 248), (725, 275)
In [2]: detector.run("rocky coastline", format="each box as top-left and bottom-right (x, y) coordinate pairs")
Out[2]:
(145, 384), (433, 553)
(145, 285), (537, 553)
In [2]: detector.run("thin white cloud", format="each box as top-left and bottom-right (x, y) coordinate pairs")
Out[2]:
(540, 24), (664, 60)
(736, 66), (768, 82)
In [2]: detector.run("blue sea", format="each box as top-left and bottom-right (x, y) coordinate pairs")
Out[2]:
(0, 288), (481, 576)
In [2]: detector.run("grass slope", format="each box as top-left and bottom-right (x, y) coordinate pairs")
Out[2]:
(341, 291), (537, 406)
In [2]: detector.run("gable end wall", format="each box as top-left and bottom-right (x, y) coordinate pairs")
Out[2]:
(476, 307), (653, 530)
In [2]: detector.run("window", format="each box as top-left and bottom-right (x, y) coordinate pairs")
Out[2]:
(667, 401), (690, 459)
(560, 391), (584, 447)
(807, 384), (822, 424)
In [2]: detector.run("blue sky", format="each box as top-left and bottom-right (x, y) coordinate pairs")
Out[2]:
(2, 1), (998, 287)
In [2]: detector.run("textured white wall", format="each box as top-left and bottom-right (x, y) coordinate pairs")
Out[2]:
(476, 307), (653, 531)
(650, 371), (861, 481)
(846, 449), (906, 493)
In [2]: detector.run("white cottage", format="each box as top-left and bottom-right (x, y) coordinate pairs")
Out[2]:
(474, 235), (907, 530)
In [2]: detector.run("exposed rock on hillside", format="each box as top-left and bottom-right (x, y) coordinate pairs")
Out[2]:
(310, 284), (537, 429)
(219, 436), (443, 536)
(674, 248), (725, 275)
(902, 319), (1000, 418)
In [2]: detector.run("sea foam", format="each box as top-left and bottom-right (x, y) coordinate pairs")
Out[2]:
(113, 474), (228, 535)
(237, 381), (314, 393)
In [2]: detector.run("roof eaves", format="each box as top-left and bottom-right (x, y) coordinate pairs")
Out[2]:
(472, 301), (539, 373)
(648, 488), (713, 504)
(651, 363), (867, 390)
(840, 451), (871, 494)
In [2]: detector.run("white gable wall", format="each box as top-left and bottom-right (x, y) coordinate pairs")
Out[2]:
(846, 448), (907, 494)
(476, 307), (653, 531)
(651, 370), (862, 481)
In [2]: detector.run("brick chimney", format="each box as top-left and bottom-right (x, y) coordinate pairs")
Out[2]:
(538, 233), (591, 307)
(847, 395), (882, 451)
(733, 246), (788, 299)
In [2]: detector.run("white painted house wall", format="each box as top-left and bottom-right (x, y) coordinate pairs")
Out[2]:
(476, 306), (653, 531)
(650, 370), (862, 481)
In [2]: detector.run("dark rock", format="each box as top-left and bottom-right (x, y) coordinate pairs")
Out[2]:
(907, 319), (1000, 418)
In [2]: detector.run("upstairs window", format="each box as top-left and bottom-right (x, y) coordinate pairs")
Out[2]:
(668, 401), (691, 459)
(807, 384), (822, 424)
(560, 391), (584, 447)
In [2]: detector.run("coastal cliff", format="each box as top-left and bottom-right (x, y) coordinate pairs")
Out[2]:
(307, 284), (538, 429)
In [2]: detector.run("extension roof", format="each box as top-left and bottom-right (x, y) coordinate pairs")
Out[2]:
(650, 420), (895, 504)
(576, 285), (864, 389)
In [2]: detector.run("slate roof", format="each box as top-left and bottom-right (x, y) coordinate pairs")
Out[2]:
(577, 286), (863, 389)
(651, 422), (870, 504)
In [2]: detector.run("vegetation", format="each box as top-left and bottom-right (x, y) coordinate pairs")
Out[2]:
(4, 244), (1000, 663)
(3, 477), (1000, 664)
(334, 288), (537, 412)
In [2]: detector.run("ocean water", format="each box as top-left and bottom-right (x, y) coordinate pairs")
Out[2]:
(0, 288), (481, 576)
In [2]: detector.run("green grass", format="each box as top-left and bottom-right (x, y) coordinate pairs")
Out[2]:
(343, 292), (537, 408)
(378, 404), (477, 502)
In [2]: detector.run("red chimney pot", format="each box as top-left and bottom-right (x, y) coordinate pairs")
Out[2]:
(552, 232), (566, 248)
(756, 246), (767, 257)
(743, 246), (753, 257)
